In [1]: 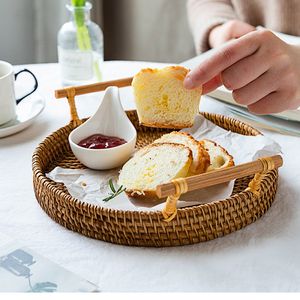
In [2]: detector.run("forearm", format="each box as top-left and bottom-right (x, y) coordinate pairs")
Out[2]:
(187, 0), (237, 53)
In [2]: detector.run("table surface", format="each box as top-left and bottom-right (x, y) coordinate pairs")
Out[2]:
(1, 61), (300, 292)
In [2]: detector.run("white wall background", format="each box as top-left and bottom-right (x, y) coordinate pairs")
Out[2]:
(102, 0), (196, 63)
(0, 0), (35, 64)
(0, 0), (68, 65)
(0, 0), (195, 65)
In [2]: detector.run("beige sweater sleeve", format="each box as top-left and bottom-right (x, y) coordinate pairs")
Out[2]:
(187, 0), (237, 53)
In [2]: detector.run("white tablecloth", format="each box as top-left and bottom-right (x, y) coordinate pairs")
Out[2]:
(1, 61), (300, 292)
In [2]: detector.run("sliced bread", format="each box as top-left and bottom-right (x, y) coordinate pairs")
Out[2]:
(200, 139), (234, 171)
(132, 66), (202, 129)
(118, 143), (192, 198)
(153, 131), (210, 175)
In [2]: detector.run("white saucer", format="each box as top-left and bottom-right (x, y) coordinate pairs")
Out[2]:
(0, 92), (45, 138)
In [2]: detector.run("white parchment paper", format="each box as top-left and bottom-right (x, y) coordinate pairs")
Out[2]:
(46, 115), (282, 212)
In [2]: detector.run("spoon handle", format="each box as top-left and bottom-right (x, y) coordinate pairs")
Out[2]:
(55, 77), (133, 99)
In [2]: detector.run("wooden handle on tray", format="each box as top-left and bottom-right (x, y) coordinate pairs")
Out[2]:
(55, 77), (133, 98)
(156, 155), (283, 199)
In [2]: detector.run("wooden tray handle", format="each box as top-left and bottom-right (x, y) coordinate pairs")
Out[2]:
(54, 79), (282, 223)
(55, 77), (133, 98)
(159, 155), (283, 222)
(54, 77), (133, 124)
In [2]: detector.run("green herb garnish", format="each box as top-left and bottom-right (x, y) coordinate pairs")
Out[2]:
(102, 179), (126, 202)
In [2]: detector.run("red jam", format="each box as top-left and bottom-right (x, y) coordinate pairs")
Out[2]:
(78, 134), (127, 149)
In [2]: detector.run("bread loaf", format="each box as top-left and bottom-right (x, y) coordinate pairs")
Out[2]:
(132, 66), (202, 129)
(153, 131), (210, 175)
(118, 143), (192, 197)
(200, 139), (234, 171)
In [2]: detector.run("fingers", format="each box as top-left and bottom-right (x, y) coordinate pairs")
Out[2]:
(184, 30), (261, 89)
(231, 57), (289, 106)
(202, 74), (222, 94)
(248, 92), (288, 114)
(220, 47), (271, 90)
(239, 72), (300, 114)
(232, 71), (275, 106)
(184, 29), (300, 114)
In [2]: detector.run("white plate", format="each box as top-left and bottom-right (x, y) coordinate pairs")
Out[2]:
(209, 87), (300, 123)
(0, 92), (45, 138)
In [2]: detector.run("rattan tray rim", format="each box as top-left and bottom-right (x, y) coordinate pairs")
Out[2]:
(32, 110), (279, 247)
(33, 111), (262, 216)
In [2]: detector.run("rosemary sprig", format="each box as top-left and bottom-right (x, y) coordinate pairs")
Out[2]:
(102, 179), (126, 202)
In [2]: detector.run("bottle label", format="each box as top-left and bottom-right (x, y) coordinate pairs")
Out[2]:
(58, 48), (93, 81)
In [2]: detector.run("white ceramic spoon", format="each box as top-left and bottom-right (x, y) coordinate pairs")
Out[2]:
(69, 86), (137, 170)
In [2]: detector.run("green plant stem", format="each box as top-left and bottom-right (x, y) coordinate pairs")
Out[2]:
(102, 179), (126, 202)
(72, 0), (102, 81)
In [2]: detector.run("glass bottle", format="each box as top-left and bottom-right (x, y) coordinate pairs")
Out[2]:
(57, 1), (103, 86)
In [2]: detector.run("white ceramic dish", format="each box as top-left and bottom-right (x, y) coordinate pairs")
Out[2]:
(0, 92), (45, 138)
(69, 86), (137, 170)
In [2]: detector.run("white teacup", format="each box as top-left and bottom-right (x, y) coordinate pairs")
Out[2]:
(0, 60), (38, 125)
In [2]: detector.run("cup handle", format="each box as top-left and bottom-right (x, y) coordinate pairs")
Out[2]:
(15, 69), (38, 104)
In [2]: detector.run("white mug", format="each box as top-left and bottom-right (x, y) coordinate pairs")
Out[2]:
(0, 60), (38, 125)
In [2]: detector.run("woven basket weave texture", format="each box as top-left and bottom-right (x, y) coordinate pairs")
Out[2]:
(32, 111), (278, 247)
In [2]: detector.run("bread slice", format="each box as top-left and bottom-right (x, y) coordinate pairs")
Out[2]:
(118, 143), (192, 198)
(132, 66), (202, 129)
(153, 131), (210, 175)
(200, 139), (234, 171)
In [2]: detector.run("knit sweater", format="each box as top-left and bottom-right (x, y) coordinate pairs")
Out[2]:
(187, 0), (300, 53)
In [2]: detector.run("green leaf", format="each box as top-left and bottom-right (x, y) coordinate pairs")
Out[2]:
(102, 196), (113, 202)
(71, 0), (86, 7)
(101, 179), (126, 202)
(109, 179), (116, 193)
(116, 185), (124, 193)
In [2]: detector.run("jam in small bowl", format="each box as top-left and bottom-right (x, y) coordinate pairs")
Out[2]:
(78, 133), (127, 150)
(68, 86), (137, 170)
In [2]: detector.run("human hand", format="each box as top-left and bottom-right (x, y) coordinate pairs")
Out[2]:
(184, 30), (300, 114)
(209, 20), (255, 48)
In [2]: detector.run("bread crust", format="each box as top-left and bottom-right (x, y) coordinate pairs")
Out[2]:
(154, 131), (210, 174)
(125, 189), (158, 199)
(140, 121), (194, 129)
(138, 141), (192, 154)
(194, 142), (211, 174)
(173, 132), (210, 174)
(119, 142), (193, 199)
(133, 65), (202, 129)
(200, 139), (234, 171)
(133, 66), (191, 82)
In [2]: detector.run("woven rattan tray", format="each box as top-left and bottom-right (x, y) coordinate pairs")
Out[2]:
(32, 108), (280, 247)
